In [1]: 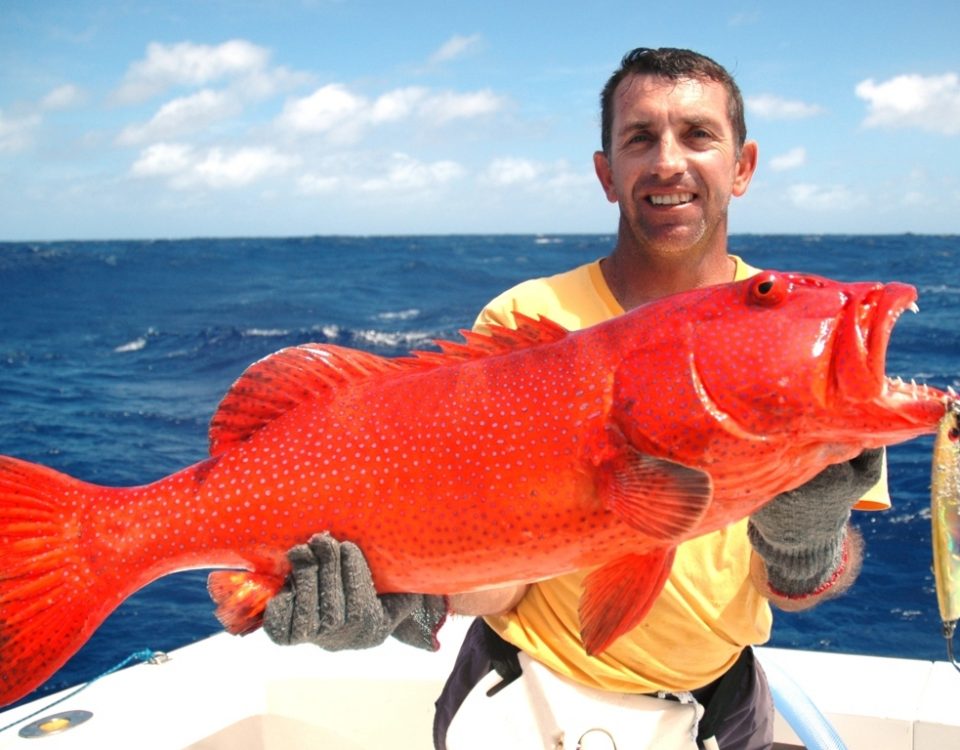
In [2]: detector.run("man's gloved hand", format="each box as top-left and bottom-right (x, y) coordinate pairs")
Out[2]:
(748, 448), (884, 598)
(264, 533), (448, 651)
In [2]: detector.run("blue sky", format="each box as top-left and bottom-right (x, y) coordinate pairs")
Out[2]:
(2, 1), (959, 240)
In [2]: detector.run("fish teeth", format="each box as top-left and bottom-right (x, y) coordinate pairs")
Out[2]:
(909, 302), (920, 313)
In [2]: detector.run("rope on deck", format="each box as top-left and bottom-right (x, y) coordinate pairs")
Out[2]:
(0, 649), (164, 735)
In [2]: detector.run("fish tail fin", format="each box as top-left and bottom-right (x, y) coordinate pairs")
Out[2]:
(0, 455), (118, 708)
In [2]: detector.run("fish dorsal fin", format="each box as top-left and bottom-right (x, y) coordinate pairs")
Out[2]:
(208, 314), (570, 456)
(414, 312), (569, 365)
(209, 344), (404, 456)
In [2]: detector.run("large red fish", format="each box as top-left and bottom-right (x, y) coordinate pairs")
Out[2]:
(0, 271), (949, 707)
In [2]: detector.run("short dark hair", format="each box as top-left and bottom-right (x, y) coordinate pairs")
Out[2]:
(599, 47), (747, 156)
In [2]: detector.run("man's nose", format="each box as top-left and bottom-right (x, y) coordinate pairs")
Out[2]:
(650, 134), (686, 178)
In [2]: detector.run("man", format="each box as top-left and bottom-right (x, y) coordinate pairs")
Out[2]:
(264, 48), (885, 750)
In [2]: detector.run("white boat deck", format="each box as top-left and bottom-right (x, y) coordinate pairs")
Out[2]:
(0, 617), (958, 749)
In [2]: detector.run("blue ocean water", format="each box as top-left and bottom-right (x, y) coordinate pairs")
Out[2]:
(0, 234), (958, 705)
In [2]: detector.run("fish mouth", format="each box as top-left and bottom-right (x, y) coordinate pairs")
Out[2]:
(834, 282), (946, 423)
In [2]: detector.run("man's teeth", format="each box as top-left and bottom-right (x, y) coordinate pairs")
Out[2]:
(649, 193), (693, 206)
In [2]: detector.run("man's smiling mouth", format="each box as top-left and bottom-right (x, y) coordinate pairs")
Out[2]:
(648, 192), (695, 206)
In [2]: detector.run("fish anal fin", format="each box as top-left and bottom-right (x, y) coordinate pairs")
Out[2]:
(579, 548), (676, 655)
(600, 447), (712, 539)
(208, 570), (285, 635)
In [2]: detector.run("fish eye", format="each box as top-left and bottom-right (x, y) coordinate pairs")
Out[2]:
(748, 272), (787, 307)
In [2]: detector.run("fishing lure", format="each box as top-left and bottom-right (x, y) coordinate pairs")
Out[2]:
(931, 395), (960, 672)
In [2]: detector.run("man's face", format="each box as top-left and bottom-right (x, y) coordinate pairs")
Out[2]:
(595, 74), (757, 258)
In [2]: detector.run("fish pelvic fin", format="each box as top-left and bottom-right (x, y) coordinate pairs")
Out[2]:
(0, 456), (115, 708)
(208, 570), (285, 635)
(598, 446), (712, 539)
(208, 314), (571, 456)
(579, 548), (676, 655)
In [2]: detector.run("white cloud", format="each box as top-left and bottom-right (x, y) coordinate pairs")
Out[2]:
(41, 84), (86, 110)
(117, 89), (240, 145)
(131, 143), (191, 177)
(787, 183), (867, 211)
(194, 147), (298, 188)
(298, 173), (342, 194)
(277, 83), (504, 138)
(429, 34), (482, 64)
(276, 83), (366, 137)
(769, 147), (806, 172)
(483, 157), (541, 185)
(747, 94), (823, 119)
(480, 158), (594, 195)
(728, 11), (760, 27)
(131, 142), (298, 189)
(856, 73), (960, 134)
(131, 142), (194, 176)
(901, 191), (925, 207)
(114, 40), (271, 103)
(418, 89), (503, 123)
(359, 153), (464, 192)
(370, 87), (428, 123)
(0, 110), (42, 152)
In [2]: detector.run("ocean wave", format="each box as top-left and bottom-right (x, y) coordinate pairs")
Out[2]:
(351, 329), (435, 349)
(114, 338), (147, 353)
(242, 328), (290, 338)
(114, 327), (158, 353)
(376, 309), (420, 321)
(919, 283), (960, 295)
(309, 324), (341, 340)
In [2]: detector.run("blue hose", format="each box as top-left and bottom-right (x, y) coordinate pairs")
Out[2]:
(762, 655), (848, 750)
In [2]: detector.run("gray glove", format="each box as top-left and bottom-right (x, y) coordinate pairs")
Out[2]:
(264, 533), (447, 651)
(748, 448), (884, 597)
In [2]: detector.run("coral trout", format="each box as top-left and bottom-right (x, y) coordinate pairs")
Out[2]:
(0, 271), (950, 706)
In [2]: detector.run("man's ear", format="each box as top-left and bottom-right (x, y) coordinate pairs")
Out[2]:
(732, 140), (759, 198)
(594, 150), (618, 204)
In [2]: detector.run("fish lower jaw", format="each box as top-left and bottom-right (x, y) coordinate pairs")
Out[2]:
(873, 376), (950, 428)
(883, 375), (944, 403)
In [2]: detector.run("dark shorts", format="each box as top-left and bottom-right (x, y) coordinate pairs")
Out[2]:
(433, 619), (774, 750)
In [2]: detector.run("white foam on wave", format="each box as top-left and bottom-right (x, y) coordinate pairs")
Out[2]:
(352, 329), (434, 348)
(243, 328), (290, 337)
(309, 324), (341, 340)
(114, 337), (147, 353)
(376, 309), (420, 321)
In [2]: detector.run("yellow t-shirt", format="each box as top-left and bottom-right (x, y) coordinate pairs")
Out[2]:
(476, 256), (890, 693)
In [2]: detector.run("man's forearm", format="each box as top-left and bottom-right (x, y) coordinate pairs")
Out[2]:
(449, 584), (529, 616)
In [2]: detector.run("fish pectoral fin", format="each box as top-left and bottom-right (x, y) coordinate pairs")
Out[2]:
(579, 548), (676, 655)
(600, 449), (712, 539)
(208, 570), (285, 635)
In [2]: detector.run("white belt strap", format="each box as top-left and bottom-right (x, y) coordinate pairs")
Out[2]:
(446, 652), (703, 750)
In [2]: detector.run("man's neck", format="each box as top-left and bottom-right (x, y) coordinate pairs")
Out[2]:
(600, 242), (736, 311)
